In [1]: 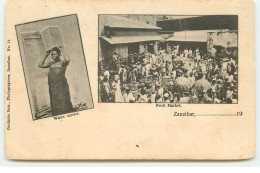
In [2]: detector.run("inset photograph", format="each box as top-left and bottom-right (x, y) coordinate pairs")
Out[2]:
(98, 15), (238, 104)
(16, 14), (94, 120)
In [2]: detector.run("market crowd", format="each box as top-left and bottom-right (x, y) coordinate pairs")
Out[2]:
(99, 44), (238, 104)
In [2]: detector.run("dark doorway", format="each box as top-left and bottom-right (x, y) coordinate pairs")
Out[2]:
(147, 42), (154, 53)
(128, 43), (139, 55)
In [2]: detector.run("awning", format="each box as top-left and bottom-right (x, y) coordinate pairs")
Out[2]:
(167, 30), (229, 42)
(100, 35), (165, 44)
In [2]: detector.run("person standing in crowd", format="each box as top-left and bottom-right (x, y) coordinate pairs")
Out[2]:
(161, 60), (166, 77)
(141, 63), (146, 80)
(136, 62), (142, 81)
(100, 76), (111, 102)
(188, 48), (193, 58)
(128, 64), (137, 82)
(156, 82), (164, 99)
(188, 72), (195, 86)
(176, 44), (180, 55)
(104, 67), (110, 81)
(112, 75), (123, 102)
(184, 48), (189, 58)
(211, 78), (217, 102)
(145, 62), (151, 80)
(113, 51), (121, 72)
(226, 86), (233, 103)
(167, 61), (173, 76)
(119, 64), (127, 85)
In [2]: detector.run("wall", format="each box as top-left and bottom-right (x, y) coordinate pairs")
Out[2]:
(114, 44), (128, 60)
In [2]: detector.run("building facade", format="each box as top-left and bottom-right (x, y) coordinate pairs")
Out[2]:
(99, 15), (164, 69)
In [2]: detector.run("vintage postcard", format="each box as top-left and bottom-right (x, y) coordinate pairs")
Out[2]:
(4, 0), (255, 160)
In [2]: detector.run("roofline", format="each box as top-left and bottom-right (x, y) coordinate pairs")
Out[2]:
(159, 16), (202, 21)
(106, 26), (162, 30)
(158, 15), (237, 22)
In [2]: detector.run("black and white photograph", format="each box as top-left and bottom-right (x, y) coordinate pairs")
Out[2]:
(98, 15), (238, 104)
(16, 14), (94, 120)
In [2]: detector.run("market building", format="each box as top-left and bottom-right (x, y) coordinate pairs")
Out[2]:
(157, 15), (238, 31)
(98, 15), (238, 104)
(157, 15), (238, 54)
(99, 15), (164, 69)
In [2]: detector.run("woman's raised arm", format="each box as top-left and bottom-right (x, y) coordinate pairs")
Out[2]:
(38, 50), (51, 68)
(59, 46), (70, 62)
